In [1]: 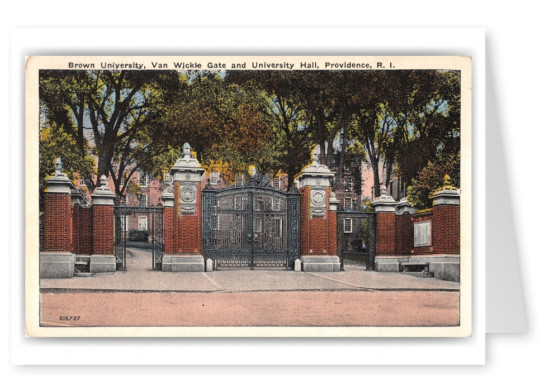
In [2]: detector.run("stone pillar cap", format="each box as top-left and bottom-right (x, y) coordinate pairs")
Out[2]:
(44, 157), (73, 194)
(161, 185), (175, 207)
(372, 188), (397, 212)
(430, 175), (460, 206)
(297, 145), (334, 188)
(395, 197), (415, 215)
(170, 143), (205, 176)
(92, 175), (116, 205)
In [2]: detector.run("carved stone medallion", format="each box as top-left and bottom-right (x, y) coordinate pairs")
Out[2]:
(180, 182), (197, 214)
(310, 188), (326, 217)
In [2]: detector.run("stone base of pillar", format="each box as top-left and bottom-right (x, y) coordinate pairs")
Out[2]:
(89, 255), (116, 273)
(374, 256), (405, 272)
(40, 252), (75, 278)
(375, 255), (460, 281)
(162, 255), (205, 272)
(300, 255), (340, 272)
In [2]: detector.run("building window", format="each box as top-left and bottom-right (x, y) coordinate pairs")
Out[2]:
(138, 216), (148, 231)
(139, 194), (148, 207)
(344, 218), (352, 233)
(139, 172), (149, 187)
(211, 171), (220, 184)
(273, 177), (280, 189)
(345, 177), (353, 192)
(272, 197), (281, 211)
(344, 197), (352, 210)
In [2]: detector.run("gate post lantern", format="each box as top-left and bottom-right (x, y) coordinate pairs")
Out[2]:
(297, 146), (340, 272)
(372, 187), (399, 272)
(161, 142), (205, 272)
(40, 157), (75, 278)
(90, 175), (117, 273)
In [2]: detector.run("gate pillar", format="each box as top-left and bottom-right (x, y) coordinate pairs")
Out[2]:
(372, 188), (399, 272)
(161, 143), (205, 272)
(90, 175), (117, 273)
(297, 146), (340, 272)
(40, 157), (75, 278)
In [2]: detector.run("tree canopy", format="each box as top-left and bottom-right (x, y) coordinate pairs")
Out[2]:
(40, 68), (461, 209)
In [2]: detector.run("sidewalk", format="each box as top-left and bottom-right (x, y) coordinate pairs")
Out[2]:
(40, 248), (460, 293)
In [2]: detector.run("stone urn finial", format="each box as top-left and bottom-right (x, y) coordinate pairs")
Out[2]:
(312, 145), (321, 167)
(443, 174), (451, 187)
(55, 157), (63, 175)
(100, 175), (108, 188)
(182, 142), (191, 158)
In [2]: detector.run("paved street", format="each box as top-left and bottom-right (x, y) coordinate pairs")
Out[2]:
(40, 248), (460, 327)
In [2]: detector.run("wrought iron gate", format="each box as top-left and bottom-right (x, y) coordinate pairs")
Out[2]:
(337, 211), (376, 271)
(114, 206), (164, 270)
(202, 183), (300, 270)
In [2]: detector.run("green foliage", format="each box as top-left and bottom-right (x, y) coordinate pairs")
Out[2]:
(39, 127), (96, 208)
(407, 152), (460, 209)
(39, 69), (461, 202)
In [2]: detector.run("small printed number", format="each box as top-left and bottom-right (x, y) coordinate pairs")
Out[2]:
(59, 316), (80, 321)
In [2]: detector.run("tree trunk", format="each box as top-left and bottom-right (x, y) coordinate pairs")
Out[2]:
(335, 124), (348, 189)
(371, 156), (381, 199)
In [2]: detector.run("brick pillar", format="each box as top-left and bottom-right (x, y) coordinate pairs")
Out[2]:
(425, 175), (460, 281)
(372, 188), (398, 272)
(395, 197), (415, 256)
(161, 143), (205, 272)
(90, 175), (116, 273)
(297, 146), (340, 272)
(40, 157), (75, 278)
(431, 178), (460, 254)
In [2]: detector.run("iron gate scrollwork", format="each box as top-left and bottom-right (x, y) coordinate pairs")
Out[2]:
(337, 211), (376, 271)
(114, 206), (164, 270)
(202, 182), (300, 270)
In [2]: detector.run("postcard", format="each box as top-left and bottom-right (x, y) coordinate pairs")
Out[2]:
(25, 55), (471, 337)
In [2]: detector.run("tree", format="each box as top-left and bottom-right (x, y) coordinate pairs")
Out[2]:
(407, 152), (460, 209)
(226, 71), (317, 190)
(349, 70), (460, 198)
(156, 72), (276, 183)
(39, 127), (96, 209)
(40, 70), (181, 196)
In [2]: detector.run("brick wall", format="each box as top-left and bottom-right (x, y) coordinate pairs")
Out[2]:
(43, 193), (72, 252)
(375, 212), (396, 256)
(411, 212), (434, 255)
(72, 206), (92, 254)
(92, 204), (114, 255)
(408, 206), (459, 255)
(395, 213), (413, 256)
